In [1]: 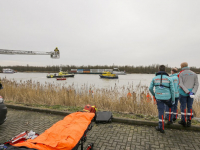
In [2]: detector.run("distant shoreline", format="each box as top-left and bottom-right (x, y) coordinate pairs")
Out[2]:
(1, 65), (200, 74)
(0, 70), (199, 74)
(0, 71), (156, 74)
(1, 72), (199, 75)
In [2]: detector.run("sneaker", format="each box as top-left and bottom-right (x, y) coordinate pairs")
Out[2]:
(155, 126), (165, 133)
(155, 126), (160, 131)
(178, 120), (186, 127)
(166, 121), (173, 125)
(172, 118), (176, 122)
(160, 129), (165, 133)
(187, 120), (191, 127)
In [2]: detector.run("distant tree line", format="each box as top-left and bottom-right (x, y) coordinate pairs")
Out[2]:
(0, 64), (200, 74)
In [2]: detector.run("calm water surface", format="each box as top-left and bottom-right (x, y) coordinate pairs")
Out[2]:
(0, 73), (199, 96)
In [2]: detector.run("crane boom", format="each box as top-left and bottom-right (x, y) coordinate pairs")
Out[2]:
(0, 48), (60, 59)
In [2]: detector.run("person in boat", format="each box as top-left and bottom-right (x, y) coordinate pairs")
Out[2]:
(140, 91), (146, 103)
(149, 65), (175, 133)
(89, 87), (94, 97)
(165, 68), (179, 122)
(178, 62), (199, 127)
(146, 92), (152, 103)
(127, 90), (132, 98)
(132, 91), (136, 101)
(89, 88), (93, 94)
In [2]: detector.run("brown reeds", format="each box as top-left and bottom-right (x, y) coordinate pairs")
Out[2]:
(1, 78), (200, 117)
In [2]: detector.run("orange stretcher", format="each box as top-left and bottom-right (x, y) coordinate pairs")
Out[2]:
(13, 112), (95, 150)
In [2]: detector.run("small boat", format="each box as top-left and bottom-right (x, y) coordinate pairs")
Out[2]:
(47, 70), (74, 78)
(2, 68), (15, 74)
(113, 68), (126, 75)
(99, 71), (118, 79)
(57, 78), (66, 80)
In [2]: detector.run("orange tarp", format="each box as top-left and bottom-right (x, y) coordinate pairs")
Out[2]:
(14, 112), (95, 150)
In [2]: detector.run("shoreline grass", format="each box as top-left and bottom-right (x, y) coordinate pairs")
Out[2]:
(1, 78), (200, 120)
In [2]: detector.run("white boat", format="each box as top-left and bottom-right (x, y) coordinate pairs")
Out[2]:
(113, 68), (126, 75)
(2, 68), (15, 74)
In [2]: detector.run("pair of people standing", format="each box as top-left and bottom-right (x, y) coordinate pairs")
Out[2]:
(149, 63), (199, 133)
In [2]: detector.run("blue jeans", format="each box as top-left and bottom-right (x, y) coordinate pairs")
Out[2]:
(179, 94), (193, 122)
(157, 99), (173, 130)
(165, 98), (179, 120)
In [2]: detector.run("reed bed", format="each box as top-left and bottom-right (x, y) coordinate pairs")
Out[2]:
(1, 78), (200, 117)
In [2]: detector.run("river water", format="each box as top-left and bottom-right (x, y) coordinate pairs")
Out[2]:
(0, 73), (200, 96)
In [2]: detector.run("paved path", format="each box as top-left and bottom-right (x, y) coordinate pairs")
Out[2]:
(1, 109), (200, 150)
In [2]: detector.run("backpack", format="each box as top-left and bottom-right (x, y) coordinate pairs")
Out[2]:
(95, 111), (113, 123)
(83, 104), (97, 113)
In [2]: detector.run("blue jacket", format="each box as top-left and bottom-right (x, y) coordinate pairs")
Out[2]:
(170, 73), (179, 98)
(149, 71), (175, 103)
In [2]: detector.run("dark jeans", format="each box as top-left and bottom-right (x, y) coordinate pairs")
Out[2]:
(165, 98), (179, 120)
(157, 99), (173, 130)
(179, 94), (193, 122)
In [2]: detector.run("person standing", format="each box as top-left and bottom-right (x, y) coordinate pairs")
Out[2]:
(146, 92), (152, 103)
(165, 68), (179, 122)
(127, 90), (132, 98)
(178, 62), (199, 127)
(149, 65), (175, 133)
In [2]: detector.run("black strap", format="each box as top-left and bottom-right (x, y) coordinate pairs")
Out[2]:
(160, 72), (163, 86)
(155, 73), (170, 88)
(155, 85), (170, 88)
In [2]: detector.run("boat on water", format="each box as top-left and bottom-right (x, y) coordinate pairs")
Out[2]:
(70, 69), (114, 74)
(99, 71), (118, 79)
(2, 68), (15, 74)
(57, 78), (66, 80)
(113, 68), (126, 75)
(47, 70), (74, 78)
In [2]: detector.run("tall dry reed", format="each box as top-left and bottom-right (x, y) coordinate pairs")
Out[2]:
(1, 78), (200, 117)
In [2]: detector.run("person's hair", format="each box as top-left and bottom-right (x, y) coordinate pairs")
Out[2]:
(171, 67), (178, 73)
(159, 65), (165, 71)
(181, 62), (188, 68)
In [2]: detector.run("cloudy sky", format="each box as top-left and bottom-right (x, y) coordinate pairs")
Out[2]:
(0, 0), (200, 67)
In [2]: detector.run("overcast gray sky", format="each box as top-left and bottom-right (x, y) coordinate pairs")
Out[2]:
(0, 0), (200, 67)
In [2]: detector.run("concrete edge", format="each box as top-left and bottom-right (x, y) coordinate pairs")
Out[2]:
(6, 104), (200, 132)
(112, 117), (200, 131)
(6, 104), (72, 116)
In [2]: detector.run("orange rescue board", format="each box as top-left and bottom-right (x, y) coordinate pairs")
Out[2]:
(14, 112), (95, 150)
